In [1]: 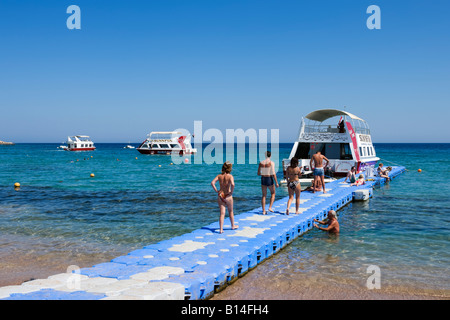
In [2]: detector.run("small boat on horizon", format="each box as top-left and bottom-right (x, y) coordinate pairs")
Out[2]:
(281, 108), (380, 187)
(137, 131), (197, 155)
(59, 135), (96, 151)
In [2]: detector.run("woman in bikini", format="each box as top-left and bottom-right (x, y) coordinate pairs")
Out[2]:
(211, 161), (238, 234)
(286, 157), (301, 215)
(351, 174), (365, 186)
(257, 151), (279, 215)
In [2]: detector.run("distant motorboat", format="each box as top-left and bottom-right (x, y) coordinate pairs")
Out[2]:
(61, 135), (96, 151)
(123, 145), (135, 149)
(137, 131), (197, 155)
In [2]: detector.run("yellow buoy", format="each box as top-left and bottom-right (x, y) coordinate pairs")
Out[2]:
(90, 173), (95, 177)
(14, 182), (20, 188)
(135, 157), (138, 160)
(158, 165), (161, 167)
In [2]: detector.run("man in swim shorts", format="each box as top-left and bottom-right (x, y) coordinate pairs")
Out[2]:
(310, 151), (329, 193)
(257, 151), (279, 215)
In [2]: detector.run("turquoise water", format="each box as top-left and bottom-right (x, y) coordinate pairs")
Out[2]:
(0, 143), (449, 295)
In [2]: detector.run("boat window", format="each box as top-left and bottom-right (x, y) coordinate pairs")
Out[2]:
(151, 144), (159, 148)
(295, 142), (353, 160)
(294, 143), (313, 159)
(324, 143), (340, 159)
(340, 144), (353, 160)
(159, 144), (170, 148)
(170, 144), (179, 148)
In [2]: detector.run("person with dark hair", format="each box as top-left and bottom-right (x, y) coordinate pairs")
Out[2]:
(310, 151), (329, 193)
(211, 161), (238, 233)
(257, 151), (278, 215)
(344, 166), (357, 183)
(376, 163), (390, 181)
(285, 157), (302, 214)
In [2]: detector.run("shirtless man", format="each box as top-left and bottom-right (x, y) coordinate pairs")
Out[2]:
(313, 210), (339, 234)
(310, 151), (329, 193)
(211, 161), (238, 233)
(257, 151), (279, 215)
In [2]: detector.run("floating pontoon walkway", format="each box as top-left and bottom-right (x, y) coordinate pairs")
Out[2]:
(0, 166), (406, 300)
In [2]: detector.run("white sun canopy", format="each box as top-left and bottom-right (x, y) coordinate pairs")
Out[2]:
(305, 109), (364, 122)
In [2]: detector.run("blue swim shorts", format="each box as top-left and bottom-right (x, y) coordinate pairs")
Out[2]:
(261, 176), (274, 186)
(314, 168), (324, 176)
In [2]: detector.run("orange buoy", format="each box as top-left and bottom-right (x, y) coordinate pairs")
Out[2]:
(418, 169), (422, 172)
(90, 173), (95, 177)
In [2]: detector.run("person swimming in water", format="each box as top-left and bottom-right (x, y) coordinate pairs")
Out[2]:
(285, 157), (301, 215)
(314, 210), (340, 234)
(211, 161), (238, 234)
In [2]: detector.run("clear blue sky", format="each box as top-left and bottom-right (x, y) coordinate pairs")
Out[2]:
(0, 0), (449, 143)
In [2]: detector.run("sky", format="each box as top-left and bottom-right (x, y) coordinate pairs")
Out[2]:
(0, 0), (449, 143)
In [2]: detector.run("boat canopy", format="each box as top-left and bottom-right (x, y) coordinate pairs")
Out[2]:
(301, 108), (371, 135)
(69, 135), (92, 142)
(150, 131), (182, 135)
(305, 109), (364, 122)
(148, 131), (185, 140)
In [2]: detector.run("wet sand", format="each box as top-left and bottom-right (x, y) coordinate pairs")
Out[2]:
(211, 261), (449, 300)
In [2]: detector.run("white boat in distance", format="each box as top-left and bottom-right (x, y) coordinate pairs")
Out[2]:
(137, 131), (197, 155)
(282, 109), (379, 185)
(60, 135), (96, 151)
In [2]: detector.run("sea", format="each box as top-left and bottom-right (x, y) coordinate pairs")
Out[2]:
(0, 143), (449, 299)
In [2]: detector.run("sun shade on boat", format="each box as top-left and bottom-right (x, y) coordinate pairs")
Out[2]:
(305, 109), (364, 122)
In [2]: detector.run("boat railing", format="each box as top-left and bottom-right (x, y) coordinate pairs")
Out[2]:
(304, 124), (370, 135)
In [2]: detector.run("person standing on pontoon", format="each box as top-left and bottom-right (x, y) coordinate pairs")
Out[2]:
(310, 151), (329, 193)
(285, 157), (302, 215)
(257, 151), (279, 215)
(211, 161), (238, 233)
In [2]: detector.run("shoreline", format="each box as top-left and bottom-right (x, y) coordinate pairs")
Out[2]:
(211, 264), (449, 300)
